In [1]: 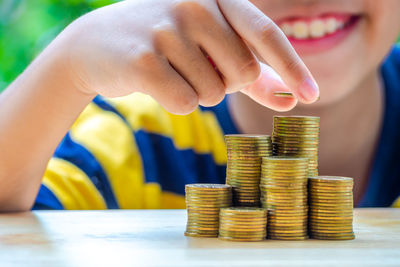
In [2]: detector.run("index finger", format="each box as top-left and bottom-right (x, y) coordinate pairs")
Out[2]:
(217, 0), (319, 104)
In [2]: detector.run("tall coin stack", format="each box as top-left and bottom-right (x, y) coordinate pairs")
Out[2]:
(219, 207), (267, 242)
(185, 184), (232, 238)
(308, 176), (355, 240)
(225, 134), (272, 206)
(260, 157), (309, 240)
(272, 116), (320, 177)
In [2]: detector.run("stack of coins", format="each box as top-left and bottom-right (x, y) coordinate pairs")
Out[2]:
(219, 207), (267, 242)
(272, 116), (320, 177)
(308, 176), (355, 240)
(225, 134), (273, 206)
(260, 157), (309, 240)
(185, 184), (232, 238)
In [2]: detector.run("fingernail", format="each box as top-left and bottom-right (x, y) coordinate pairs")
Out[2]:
(299, 77), (319, 103)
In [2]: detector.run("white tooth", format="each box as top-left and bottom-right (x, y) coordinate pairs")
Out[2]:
(280, 22), (293, 37)
(325, 18), (338, 34)
(292, 21), (309, 39)
(337, 21), (345, 29)
(310, 19), (326, 38)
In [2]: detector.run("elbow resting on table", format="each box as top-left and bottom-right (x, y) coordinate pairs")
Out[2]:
(0, 195), (34, 212)
(0, 172), (37, 212)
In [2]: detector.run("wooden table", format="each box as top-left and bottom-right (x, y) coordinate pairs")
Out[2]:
(0, 209), (399, 266)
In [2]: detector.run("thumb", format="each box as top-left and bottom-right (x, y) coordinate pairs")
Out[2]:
(240, 62), (298, 112)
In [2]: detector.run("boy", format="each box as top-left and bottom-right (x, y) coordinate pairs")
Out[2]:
(0, 0), (399, 211)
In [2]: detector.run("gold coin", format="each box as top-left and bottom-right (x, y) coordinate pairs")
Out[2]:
(218, 230), (266, 237)
(219, 229), (266, 235)
(186, 191), (232, 196)
(268, 215), (308, 220)
(184, 232), (217, 238)
(310, 227), (354, 233)
(186, 197), (230, 201)
(186, 224), (219, 230)
(185, 228), (219, 232)
(225, 134), (271, 139)
(186, 183), (232, 190)
(309, 205), (353, 211)
(268, 229), (308, 235)
(311, 233), (355, 240)
(268, 235), (308, 240)
(220, 227), (266, 232)
(309, 195), (353, 200)
(274, 116), (319, 123)
(309, 176), (353, 182)
(219, 236), (265, 242)
(220, 223), (267, 229)
(309, 217), (353, 222)
(185, 197), (231, 201)
(309, 210), (353, 216)
(220, 217), (266, 221)
(221, 207), (266, 213)
(273, 91), (296, 98)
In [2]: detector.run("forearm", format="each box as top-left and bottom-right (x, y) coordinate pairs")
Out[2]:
(0, 38), (95, 211)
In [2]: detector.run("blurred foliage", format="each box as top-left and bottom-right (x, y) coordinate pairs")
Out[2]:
(0, 0), (118, 91)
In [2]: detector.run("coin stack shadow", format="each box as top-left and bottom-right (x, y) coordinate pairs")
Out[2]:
(272, 116), (320, 177)
(261, 157), (309, 240)
(184, 184), (232, 238)
(219, 207), (267, 242)
(225, 135), (272, 207)
(308, 176), (355, 240)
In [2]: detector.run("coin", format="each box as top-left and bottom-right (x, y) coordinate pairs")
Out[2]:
(272, 116), (319, 177)
(185, 116), (356, 242)
(308, 176), (355, 240)
(268, 235), (309, 240)
(218, 207), (267, 242)
(225, 135), (272, 206)
(311, 232), (355, 240)
(184, 184), (232, 238)
(260, 156), (309, 240)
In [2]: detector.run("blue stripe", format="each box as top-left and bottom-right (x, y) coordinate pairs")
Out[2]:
(93, 96), (227, 196)
(33, 184), (64, 210)
(93, 96), (127, 122)
(53, 133), (119, 209)
(135, 130), (226, 195)
(200, 96), (240, 135)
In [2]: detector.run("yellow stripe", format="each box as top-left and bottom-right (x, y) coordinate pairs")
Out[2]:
(142, 183), (186, 209)
(109, 93), (227, 165)
(43, 158), (106, 210)
(392, 196), (400, 208)
(161, 192), (186, 209)
(143, 183), (162, 209)
(70, 103), (145, 209)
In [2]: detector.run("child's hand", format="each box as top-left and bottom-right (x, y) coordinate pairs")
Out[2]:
(61, 0), (319, 114)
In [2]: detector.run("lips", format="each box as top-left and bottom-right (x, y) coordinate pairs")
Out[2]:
(277, 14), (361, 54)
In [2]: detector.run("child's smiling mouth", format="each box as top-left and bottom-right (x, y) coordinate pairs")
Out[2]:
(276, 14), (361, 55)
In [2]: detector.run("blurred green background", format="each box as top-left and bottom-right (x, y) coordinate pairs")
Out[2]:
(0, 1), (399, 92)
(0, 0), (118, 92)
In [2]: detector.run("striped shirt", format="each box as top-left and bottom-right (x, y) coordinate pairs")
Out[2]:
(33, 46), (400, 210)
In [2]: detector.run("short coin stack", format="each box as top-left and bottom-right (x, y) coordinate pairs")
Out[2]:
(225, 134), (272, 206)
(185, 184), (232, 238)
(260, 157), (309, 240)
(308, 176), (355, 240)
(272, 116), (320, 177)
(219, 207), (267, 242)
